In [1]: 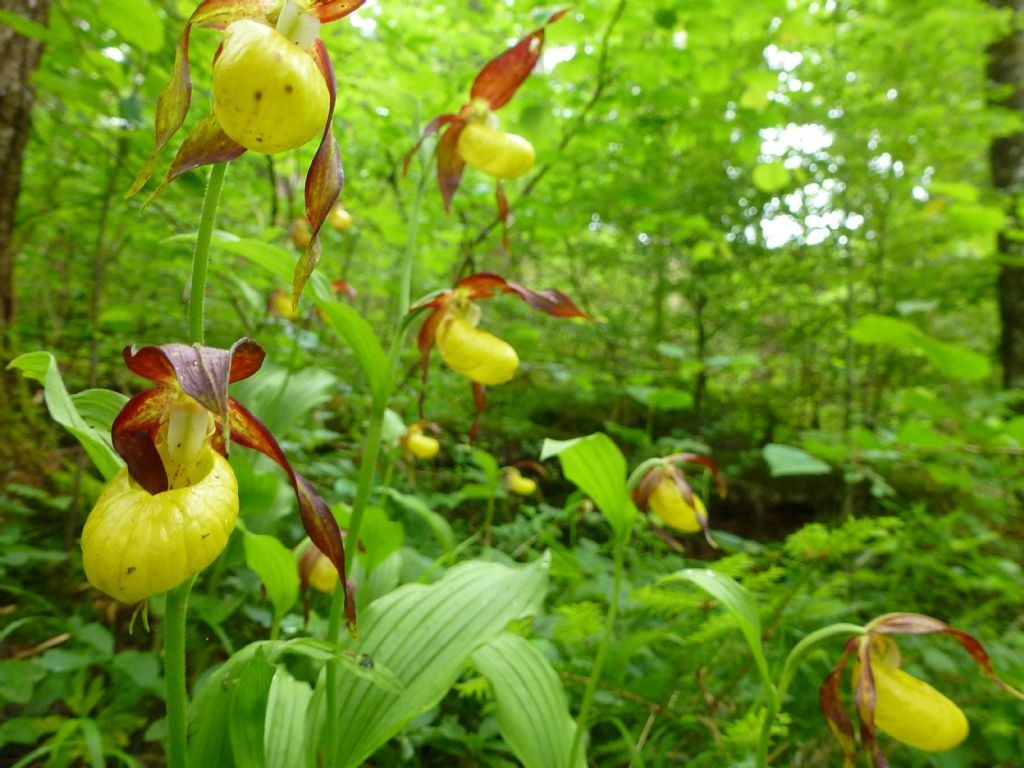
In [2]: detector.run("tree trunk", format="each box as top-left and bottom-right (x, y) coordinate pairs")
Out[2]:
(0, 0), (50, 347)
(989, 0), (1024, 390)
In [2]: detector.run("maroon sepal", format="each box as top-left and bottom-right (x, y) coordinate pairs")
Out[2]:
(820, 637), (860, 768)
(667, 452), (728, 497)
(332, 279), (357, 300)
(294, 39), (344, 306)
(126, 0), (270, 197)
(146, 115), (246, 205)
(123, 339), (264, 434)
(852, 639), (887, 768)
(111, 387), (176, 494)
(403, 114), (458, 177)
(469, 382), (487, 442)
(457, 273), (594, 320)
(496, 182), (510, 250)
(868, 613), (1024, 699)
(630, 466), (665, 512)
(437, 122), (467, 212)
(648, 521), (684, 552)
(227, 398), (356, 631)
(469, 8), (569, 111)
(303, 0), (365, 23)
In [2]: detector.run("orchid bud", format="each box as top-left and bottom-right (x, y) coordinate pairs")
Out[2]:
(82, 453), (238, 603)
(436, 314), (519, 386)
(458, 123), (536, 179)
(648, 475), (705, 534)
(213, 19), (330, 154)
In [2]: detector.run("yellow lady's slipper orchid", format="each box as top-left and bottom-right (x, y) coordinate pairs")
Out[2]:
(213, 19), (330, 153)
(648, 475), (705, 534)
(82, 340), (356, 628)
(436, 313), (519, 386)
(82, 452), (238, 603)
(867, 657), (968, 751)
(504, 467), (537, 496)
(821, 613), (1024, 766)
(402, 423), (440, 460)
(457, 123), (535, 180)
(327, 203), (353, 230)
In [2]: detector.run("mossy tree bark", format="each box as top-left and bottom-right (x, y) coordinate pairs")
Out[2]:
(989, 0), (1024, 391)
(0, 0), (51, 349)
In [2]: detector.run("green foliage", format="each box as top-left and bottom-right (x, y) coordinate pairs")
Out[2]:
(5, 0), (1024, 766)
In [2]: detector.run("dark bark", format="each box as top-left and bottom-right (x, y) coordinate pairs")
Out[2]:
(0, 0), (51, 347)
(989, 0), (1024, 390)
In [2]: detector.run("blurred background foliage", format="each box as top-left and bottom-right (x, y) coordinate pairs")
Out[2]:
(2, 0), (1024, 765)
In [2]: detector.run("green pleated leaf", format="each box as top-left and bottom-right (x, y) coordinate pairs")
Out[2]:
(659, 568), (771, 688)
(472, 633), (585, 768)
(8, 352), (123, 480)
(312, 554), (551, 768)
(265, 668), (314, 768)
(71, 389), (129, 435)
(241, 527), (300, 623)
(229, 649), (275, 768)
(191, 639), (403, 768)
(541, 433), (636, 542)
(314, 298), (392, 409)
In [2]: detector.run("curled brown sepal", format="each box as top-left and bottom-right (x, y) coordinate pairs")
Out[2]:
(851, 637), (887, 768)
(867, 613), (1024, 700)
(113, 339), (266, 491)
(301, 0), (365, 23)
(437, 121), (467, 213)
(666, 452), (728, 498)
(468, 382), (487, 443)
(294, 38), (344, 306)
(647, 521), (684, 553)
(496, 182), (510, 250)
(145, 114), (247, 207)
(469, 8), (570, 111)
(630, 465), (666, 512)
(227, 399), (356, 632)
(456, 273), (595, 321)
(820, 636), (862, 768)
(126, 0), (273, 198)
(403, 114), (458, 177)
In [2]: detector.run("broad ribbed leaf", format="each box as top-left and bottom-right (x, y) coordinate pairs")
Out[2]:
(312, 554), (550, 768)
(472, 633), (585, 768)
(70, 389), (129, 435)
(265, 668), (314, 768)
(660, 569), (771, 689)
(763, 443), (831, 477)
(541, 433), (636, 542)
(229, 649), (275, 768)
(8, 352), (123, 480)
(190, 639), (401, 768)
(314, 299), (391, 408)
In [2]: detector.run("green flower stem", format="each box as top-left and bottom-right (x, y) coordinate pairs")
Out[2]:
(323, 156), (426, 740)
(187, 162), (228, 345)
(482, 492), (497, 547)
(754, 622), (867, 768)
(569, 542), (625, 767)
(164, 579), (194, 768)
(162, 160), (228, 768)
